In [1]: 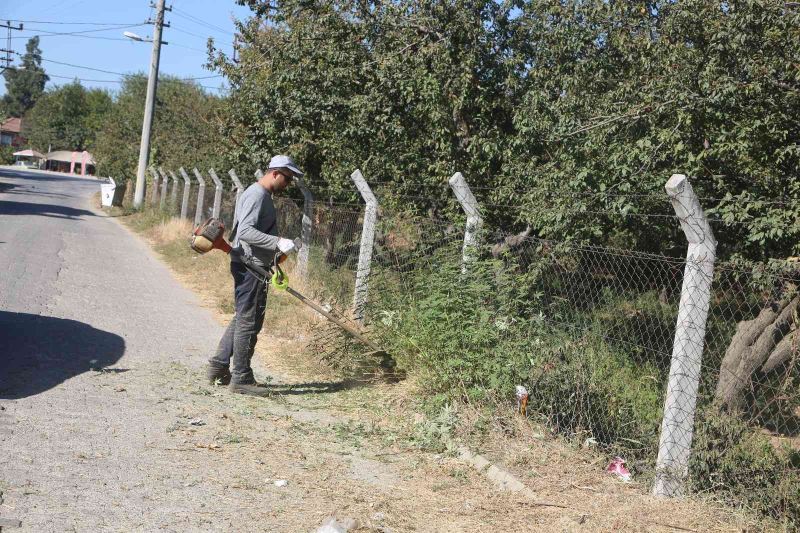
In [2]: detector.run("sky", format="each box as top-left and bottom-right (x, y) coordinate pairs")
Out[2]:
(0, 0), (253, 96)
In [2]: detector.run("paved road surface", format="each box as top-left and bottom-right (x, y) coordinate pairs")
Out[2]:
(0, 168), (225, 530)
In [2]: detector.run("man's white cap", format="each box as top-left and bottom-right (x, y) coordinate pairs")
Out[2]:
(268, 154), (304, 178)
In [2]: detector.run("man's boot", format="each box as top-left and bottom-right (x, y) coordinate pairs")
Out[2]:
(207, 363), (232, 385)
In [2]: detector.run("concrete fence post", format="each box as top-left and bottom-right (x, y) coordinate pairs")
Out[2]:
(228, 169), (244, 222)
(256, 168), (314, 279)
(351, 169), (378, 323)
(158, 167), (169, 209)
(208, 168), (223, 220)
(295, 176), (314, 281)
(653, 174), (717, 498)
(192, 168), (206, 226)
(149, 166), (160, 207)
(449, 172), (483, 270)
(179, 167), (192, 220)
(168, 169), (180, 214)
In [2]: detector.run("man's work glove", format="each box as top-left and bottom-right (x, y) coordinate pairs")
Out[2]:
(277, 238), (299, 254)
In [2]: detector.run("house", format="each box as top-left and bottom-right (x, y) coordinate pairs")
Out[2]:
(44, 150), (96, 175)
(0, 117), (24, 147)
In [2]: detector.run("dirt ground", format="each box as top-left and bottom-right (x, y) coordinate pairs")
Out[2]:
(117, 215), (773, 532)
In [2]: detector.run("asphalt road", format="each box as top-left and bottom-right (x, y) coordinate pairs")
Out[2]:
(0, 168), (224, 530)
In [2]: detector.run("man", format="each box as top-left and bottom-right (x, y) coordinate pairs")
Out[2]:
(207, 155), (304, 396)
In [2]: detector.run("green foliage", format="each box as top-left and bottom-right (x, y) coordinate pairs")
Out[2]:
(410, 403), (459, 452)
(217, 0), (517, 210)
(0, 145), (15, 165)
(93, 75), (225, 180)
(691, 408), (800, 525)
(359, 247), (665, 463)
(23, 81), (112, 152)
(325, 243), (800, 521)
(509, 1), (800, 260)
(1, 37), (48, 117)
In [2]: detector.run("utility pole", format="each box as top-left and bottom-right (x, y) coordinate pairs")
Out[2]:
(132, 1), (170, 209)
(0, 21), (23, 72)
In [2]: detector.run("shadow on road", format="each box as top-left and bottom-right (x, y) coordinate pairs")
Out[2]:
(0, 168), (99, 184)
(1, 188), (74, 200)
(0, 180), (17, 194)
(0, 200), (96, 219)
(0, 311), (126, 399)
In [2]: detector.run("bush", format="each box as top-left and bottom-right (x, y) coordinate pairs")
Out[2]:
(0, 145), (14, 165)
(691, 408), (800, 526)
(360, 248), (665, 467)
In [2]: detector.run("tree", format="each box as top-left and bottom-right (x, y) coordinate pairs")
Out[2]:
(23, 81), (112, 152)
(2, 37), (48, 117)
(214, 0), (519, 213)
(506, 1), (800, 261)
(93, 74), (224, 179)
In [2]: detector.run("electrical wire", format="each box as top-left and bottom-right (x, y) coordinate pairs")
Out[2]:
(171, 8), (235, 38)
(45, 73), (121, 83)
(170, 26), (217, 41)
(10, 23), (146, 38)
(168, 42), (210, 54)
(33, 55), (128, 76)
(6, 19), (143, 25)
(15, 51), (225, 87)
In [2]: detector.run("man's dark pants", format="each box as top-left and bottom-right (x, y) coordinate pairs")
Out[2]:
(209, 261), (267, 384)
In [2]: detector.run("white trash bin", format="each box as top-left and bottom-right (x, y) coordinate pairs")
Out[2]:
(100, 177), (116, 207)
(100, 177), (124, 207)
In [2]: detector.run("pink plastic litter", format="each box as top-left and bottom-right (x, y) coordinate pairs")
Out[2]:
(606, 456), (632, 482)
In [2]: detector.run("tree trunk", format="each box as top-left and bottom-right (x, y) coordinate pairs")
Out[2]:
(715, 295), (800, 411)
(761, 329), (799, 373)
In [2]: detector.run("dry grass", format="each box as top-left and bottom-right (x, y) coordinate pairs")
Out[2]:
(452, 406), (771, 532)
(149, 217), (192, 244)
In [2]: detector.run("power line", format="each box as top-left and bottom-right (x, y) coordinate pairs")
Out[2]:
(171, 8), (235, 38)
(13, 28), (216, 53)
(179, 74), (223, 80)
(31, 54), (128, 75)
(6, 19), (142, 25)
(168, 42), (209, 54)
(11, 23), (146, 38)
(170, 26), (215, 41)
(14, 51), (225, 88)
(46, 73), (121, 83)
(13, 33), (129, 42)
(45, 76), (226, 92)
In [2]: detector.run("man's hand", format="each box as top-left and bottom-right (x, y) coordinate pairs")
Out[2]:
(277, 238), (296, 254)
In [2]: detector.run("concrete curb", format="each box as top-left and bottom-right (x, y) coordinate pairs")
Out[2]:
(457, 445), (535, 496)
(453, 442), (573, 510)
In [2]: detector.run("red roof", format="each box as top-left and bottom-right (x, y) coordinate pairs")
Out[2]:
(1, 117), (22, 133)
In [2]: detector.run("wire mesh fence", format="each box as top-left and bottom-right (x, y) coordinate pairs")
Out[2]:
(118, 168), (800, 523)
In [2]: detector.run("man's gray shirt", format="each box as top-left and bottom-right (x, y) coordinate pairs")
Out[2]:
(231, 182), (280, 268)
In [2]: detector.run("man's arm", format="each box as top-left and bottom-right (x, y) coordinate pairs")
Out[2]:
(236, 191), (281, 251)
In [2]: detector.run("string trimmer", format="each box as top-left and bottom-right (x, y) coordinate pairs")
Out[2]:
(190, 218), (395, 371)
